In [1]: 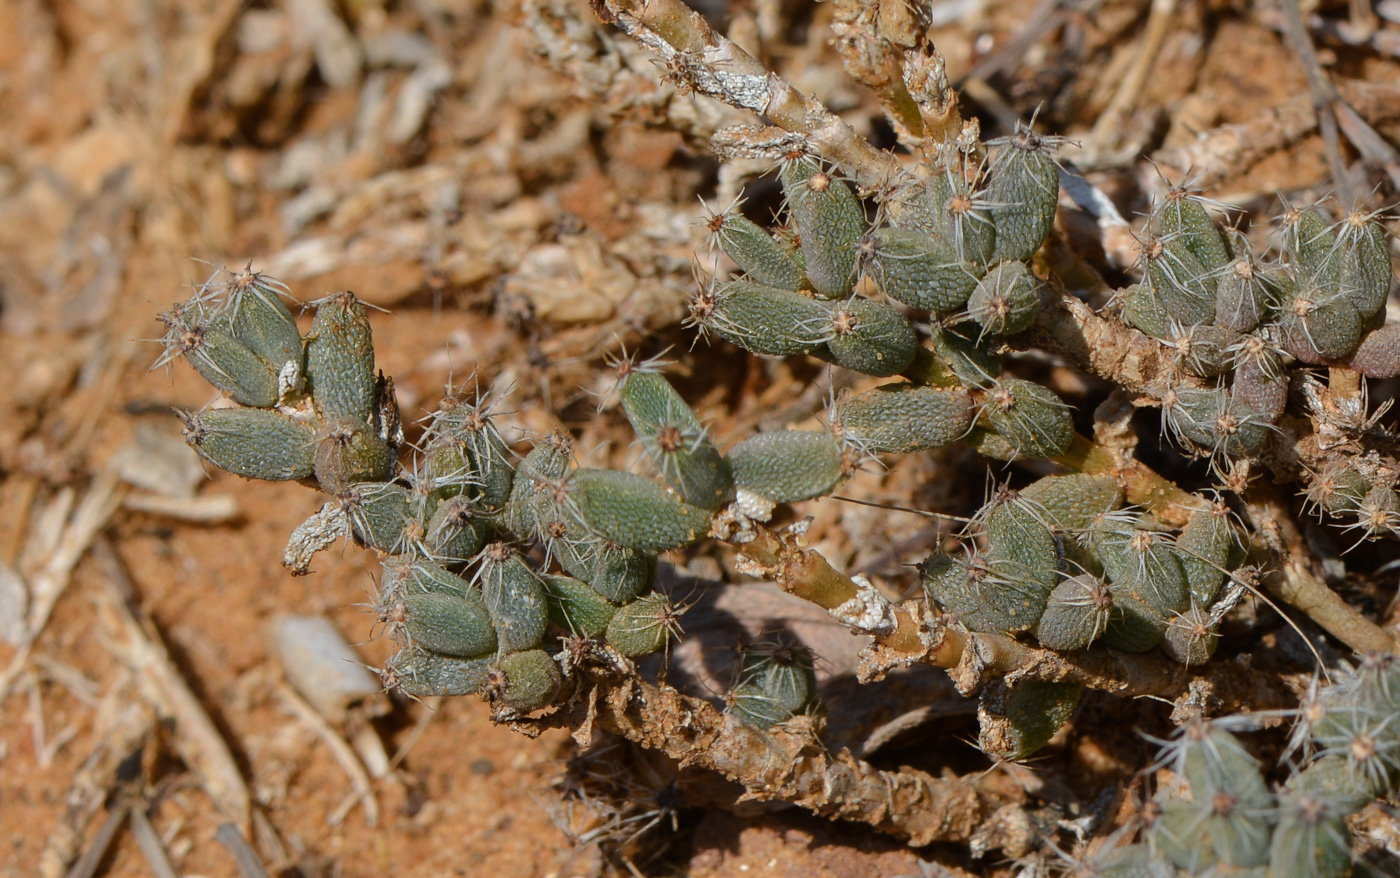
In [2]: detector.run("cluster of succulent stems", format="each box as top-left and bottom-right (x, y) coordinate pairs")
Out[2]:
(153, 0), (1400, 868)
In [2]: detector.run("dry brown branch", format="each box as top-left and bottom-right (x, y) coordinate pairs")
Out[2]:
(0, 560), (28, 646)
(120, 491), (239, 523)
(1016, 292), (1196, 398)
(903, 47), (964, 148)
(725, 523), (1293, 713)
(592, 0), (904, 188)
(1245, 486), (1400, 655)
(1272, 385), (1400, 487)
(523, 628), (1296, 849)
(517, 0), (747, 147)
(1279, 0), (1354, 204)
(1083, 0), (1178, 166)
(826, 0), (966, 150)
(1167, 10), (1400, 190)
(59, 805), (130, 878)
(829, 0), (925, 144)
(1277, 0), (1400, 195)
(957, 0), (1063, 84)
(1151, 95), (1319, 188)
(388, 696), (444, 770)
(861, 606), (1295, 715)
(541, 667), (995, 846)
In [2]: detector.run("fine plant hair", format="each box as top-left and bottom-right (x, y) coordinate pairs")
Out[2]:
(154, 4), (1400, 871)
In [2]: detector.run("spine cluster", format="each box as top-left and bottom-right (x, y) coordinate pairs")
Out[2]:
(1082, 655), (1400, 877)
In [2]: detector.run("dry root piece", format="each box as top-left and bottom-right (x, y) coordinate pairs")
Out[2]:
(562, 668), (996, 847)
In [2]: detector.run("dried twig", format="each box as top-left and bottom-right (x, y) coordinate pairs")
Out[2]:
(28, 673), (79, 767)
(60, 804), (130, 878)
(1152, 93), (1320, 188)
(388, 695), (443, 770)
(957, 0), (1064, 84)
(1245, 486), (1400, 655)
(1273, 0), (1400, 194)
(39, 678), (156, 878)
(1332, 101), (1400, 190)
(120, 491), (239, 523)
(270, 614), (393, 782)
(33, 655), (101, 708)
(90, 538), (253, 835)
(0, 471), (124, 702)
(862, 605), (1294, 716)
(275, 683), (381, 827)
(1279, 0), (1354, 204)
(1082, 0), (1178, 167)
(128, 806), (179, 878)
(214, 823), (273, 878)
(1057, 163), (1137, 270)
(0, 560), (28, 645)
(828, 0), (925, 144)
(1018, 292), (1192, 396)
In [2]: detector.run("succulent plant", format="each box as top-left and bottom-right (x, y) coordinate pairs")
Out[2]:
(153, 7), (1400, 864)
